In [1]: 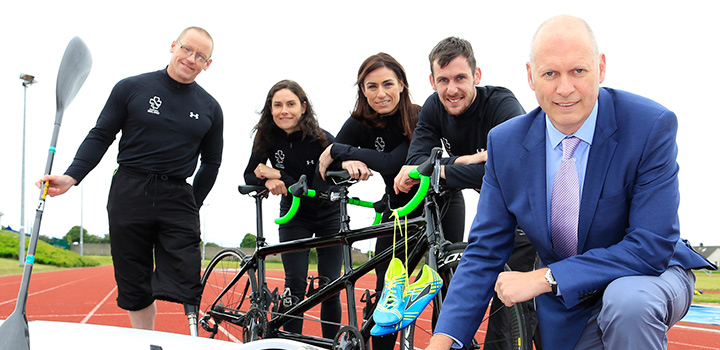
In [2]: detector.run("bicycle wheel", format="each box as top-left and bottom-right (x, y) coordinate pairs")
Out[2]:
(401, 242), (533, 350)
(198, 248), (259, 342)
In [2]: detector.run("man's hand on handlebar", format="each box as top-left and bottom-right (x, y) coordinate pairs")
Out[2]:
(453, 150), (487, 165)
(393, 165), (420, 194)
(342, 160), (373, 181)
(265, 179), (287, 196)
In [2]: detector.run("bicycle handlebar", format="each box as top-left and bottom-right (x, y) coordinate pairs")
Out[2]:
(275, 175), (316, 224)
(392, 147), (443, 217)
(273, 173), (383, 225)
(273, 146), (441, 225)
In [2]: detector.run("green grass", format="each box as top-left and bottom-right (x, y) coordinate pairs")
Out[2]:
(693, 270), (720, 304)
(1, 229), (102, 271)
(87, 255), (113, 265)
(0, 257), (66, 276)
(0, 255), (112, 276)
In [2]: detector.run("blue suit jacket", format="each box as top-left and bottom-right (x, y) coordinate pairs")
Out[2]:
(434, 88), (714, 350)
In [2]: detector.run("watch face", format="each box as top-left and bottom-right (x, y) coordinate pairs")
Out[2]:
(545, 269), (556, 284)
(545, 269), (558, 294)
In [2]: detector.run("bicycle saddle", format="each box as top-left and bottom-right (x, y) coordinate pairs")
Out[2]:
(238, 184), (267, 195)
(326, 170), (358, 186)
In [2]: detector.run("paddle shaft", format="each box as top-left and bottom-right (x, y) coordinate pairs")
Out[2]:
(0, 36), (91, 350)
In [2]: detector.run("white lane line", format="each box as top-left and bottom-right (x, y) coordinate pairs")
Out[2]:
(81, 285), (117, 324)
(673, 324), (720, 334)
(0, 276), (94, 306)
(667, 340), (720, 349)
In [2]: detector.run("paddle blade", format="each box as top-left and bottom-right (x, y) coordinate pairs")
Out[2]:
(55, 36), (92, 123)
(0, 310), (30, 350)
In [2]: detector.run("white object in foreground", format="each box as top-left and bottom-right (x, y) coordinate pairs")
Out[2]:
(0, 320), (321, 350)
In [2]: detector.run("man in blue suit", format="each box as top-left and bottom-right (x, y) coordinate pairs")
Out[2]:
(426, 15), (715, 350)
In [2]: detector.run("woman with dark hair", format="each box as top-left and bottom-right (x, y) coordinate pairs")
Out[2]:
(244, 79), (341, 339)
(318, 53), (420, 349)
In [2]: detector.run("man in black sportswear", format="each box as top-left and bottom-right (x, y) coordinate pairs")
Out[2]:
(38, 27), (223, 330)
(393, 37), (537, 349)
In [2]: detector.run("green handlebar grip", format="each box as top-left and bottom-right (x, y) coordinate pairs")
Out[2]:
(274, 189), (317, 224)
(372, 212), (382, 225)
(348, 198), (374, 208)
(348, 197), (382, 225)
(393, 174), (430, 217)
(408, 168), (421, 180)
(275, 195), (301, 224)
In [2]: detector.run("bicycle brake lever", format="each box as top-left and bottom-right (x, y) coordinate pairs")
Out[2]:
(289, 174), (308, 197)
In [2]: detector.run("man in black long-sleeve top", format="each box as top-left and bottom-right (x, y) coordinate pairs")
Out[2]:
(38, 27), (223, 330)
(393, 37), (537, 349)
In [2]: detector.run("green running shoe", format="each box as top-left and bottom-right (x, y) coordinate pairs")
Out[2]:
(371, 265), (443, 336)
(373, 257), (407, 326)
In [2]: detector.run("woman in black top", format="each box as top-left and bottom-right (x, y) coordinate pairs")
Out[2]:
(244, 80), (341, 339)
(318, 53), (420, 349)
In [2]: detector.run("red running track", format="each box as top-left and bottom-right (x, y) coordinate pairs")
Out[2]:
(1, 265), (719, 349)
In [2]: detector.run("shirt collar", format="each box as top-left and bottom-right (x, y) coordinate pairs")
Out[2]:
(546, 100), (598, 149)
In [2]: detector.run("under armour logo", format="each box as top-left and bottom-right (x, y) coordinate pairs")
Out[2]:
(147, 96), (162, 115)
(306, 160), (315, 165)
(275, 150), (286, 169)
(189, 112), (199, 119)
(375, 137), (386, 152)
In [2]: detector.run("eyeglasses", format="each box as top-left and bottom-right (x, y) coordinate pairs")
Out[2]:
(176, 41), (209, 64)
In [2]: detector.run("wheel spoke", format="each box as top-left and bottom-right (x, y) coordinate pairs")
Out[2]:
(199, 249), (258, 343)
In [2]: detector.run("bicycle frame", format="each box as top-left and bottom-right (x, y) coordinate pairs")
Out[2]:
(207, 148), (451, 348)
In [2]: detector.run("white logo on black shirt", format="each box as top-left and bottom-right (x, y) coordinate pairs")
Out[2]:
(189, 112), (199, 119)
(441, 137), (453, 156)
(306, 160), (315, 165)
(147, 96), (162, 115)
(275, 150), (285, 169)
(375, 137), (386, 152)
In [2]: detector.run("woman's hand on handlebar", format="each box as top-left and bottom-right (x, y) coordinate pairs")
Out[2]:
(393, 165), (420, 194)
(254, 163), (281, 180)
(342, 160), (373, 181)
(265, 179), (287, 196)
(318, 144), (334, 181)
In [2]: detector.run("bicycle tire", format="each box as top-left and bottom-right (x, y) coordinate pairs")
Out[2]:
(198, 248), (259, 342)
(401, 242), (533, 350)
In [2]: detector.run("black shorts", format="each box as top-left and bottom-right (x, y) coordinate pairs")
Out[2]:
(107, 166), (201, 311)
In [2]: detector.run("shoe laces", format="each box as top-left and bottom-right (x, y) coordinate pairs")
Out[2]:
(390, 210), (410, 291)
(379, 288), (400, 309)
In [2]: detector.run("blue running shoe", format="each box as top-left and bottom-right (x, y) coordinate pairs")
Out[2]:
(373, 257), (407, 326)
(370, 265), (443, 336)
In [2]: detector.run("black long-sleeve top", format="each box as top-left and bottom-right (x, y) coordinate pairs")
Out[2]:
(407, 86), (525, 189)
(64, 68), (224, 206)
(330, 111), (415, 208)
(244, 127), (337, 214)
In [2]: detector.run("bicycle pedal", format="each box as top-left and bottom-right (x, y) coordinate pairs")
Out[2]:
(199, 315), (218, 335)
(306, 275), (330, 297)
(360, 289), (379, 321)
(278, 294), (299, 314)
(270, 287), (281, 313)
(272, 287), (295, 313)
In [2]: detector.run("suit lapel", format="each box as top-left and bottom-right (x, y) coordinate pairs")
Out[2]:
(577, 88), (618, 251)
(521, 108), (552, 254)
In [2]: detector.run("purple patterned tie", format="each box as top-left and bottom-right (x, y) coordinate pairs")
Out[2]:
(551, 136), (581, 257)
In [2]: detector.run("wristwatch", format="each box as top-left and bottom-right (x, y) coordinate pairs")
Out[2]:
(545, 268), (558, 294)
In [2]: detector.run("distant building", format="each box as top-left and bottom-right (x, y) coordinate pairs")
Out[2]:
(693, 244), (720, 268)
